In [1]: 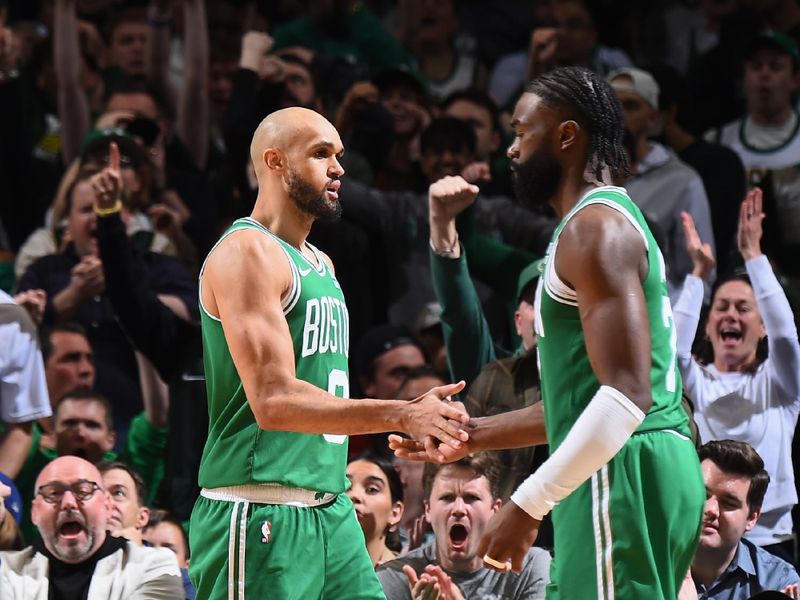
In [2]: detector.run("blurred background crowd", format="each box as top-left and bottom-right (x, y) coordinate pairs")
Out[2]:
(1, 0), (800, 597)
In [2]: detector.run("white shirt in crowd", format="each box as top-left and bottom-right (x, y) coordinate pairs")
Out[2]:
(673, 255), (800, 546)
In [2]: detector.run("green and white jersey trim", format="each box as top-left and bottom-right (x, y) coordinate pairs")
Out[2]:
(198, 232), (227, 323)
(536, 186), (650, 338)
(198, 217), (329, 319)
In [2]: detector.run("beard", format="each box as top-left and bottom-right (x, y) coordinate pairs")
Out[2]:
(287, 169), (342, 222)
(52, 509), (95, 562)
(511, 147), (562, 212)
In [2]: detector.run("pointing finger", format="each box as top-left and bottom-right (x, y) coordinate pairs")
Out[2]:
(109, 141), (120, 174)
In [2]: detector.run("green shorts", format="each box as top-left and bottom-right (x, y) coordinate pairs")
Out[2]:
(188, 490), (386, 600)
(546, 430), (705, 600)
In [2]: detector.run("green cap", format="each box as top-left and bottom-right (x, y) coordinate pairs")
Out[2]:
(517, 259), (545, 303)
(79, 128), (147, 166)
(746, 30), (800, 67)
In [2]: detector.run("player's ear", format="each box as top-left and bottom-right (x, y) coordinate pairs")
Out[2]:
(558, 120), (580, 151)
(264, 148), (285, 171)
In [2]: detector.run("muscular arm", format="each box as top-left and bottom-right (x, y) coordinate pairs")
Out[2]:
(467, 403), (547, 451)
(391, 397), (547, 462)
(396, 205), (652, 463)
(204, 229), (468, 442)
(558, 206), (653, 412)
(475, 204), (655, 570)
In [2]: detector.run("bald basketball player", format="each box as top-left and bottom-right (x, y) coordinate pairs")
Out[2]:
(188, 107), (470, 599)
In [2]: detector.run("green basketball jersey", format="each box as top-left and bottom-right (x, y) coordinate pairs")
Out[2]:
(534, 186), (690, 451)
(197, 217), (351, 493)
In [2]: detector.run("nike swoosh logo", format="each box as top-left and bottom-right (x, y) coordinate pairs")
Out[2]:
(298, 266), (312, 277)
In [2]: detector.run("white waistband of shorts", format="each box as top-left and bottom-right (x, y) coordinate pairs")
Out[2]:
(200, 484), (337, 507)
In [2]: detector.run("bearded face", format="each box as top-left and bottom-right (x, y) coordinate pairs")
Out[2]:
(287, 168), (342, 222)
(511, 140), (562, 211)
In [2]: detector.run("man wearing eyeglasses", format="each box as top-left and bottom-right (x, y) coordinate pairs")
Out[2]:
(0, 455), (182, 599)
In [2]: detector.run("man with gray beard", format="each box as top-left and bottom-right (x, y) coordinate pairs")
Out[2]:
(0, 456), (182, 599)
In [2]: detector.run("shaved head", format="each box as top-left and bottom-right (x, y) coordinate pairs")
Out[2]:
(250, 107), (339, 176)
(249, 107), (345, 222)
(36, 455), (103, 490)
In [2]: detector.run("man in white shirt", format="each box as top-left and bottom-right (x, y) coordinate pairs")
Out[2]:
(705, 31), (800, 177)
(705, 30), (800, 276)
(0, 455), (182, 599)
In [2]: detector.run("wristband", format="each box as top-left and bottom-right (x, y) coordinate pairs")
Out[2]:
(429, 234), (459, 258)
(511, 385), (645, 520)
(94, 200), (122, 217)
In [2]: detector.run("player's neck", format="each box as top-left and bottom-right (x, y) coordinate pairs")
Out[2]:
(550, 171), (601, 219)
(251, 197), (313, 250)
(691, 544), (739, 588)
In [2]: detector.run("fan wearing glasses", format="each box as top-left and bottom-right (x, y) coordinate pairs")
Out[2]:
(0, 456), (182, 599)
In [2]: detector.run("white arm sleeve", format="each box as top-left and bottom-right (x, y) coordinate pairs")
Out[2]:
(511, 386), (645, 520)
(746, 255), (800, 401)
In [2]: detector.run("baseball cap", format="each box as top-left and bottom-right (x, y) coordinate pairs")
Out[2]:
(745, 30), (800, 67)
(0, 472), (23, 525)
(372, 66), (430, 100)
(414, 302), (442, 334)
(517, 259), (545, 303)
(355, 324), (428, 379)
(607, 67), (660, 109)
(79, 128), (148, 167)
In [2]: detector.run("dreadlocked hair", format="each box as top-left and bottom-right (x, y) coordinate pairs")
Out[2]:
(526, 66), (629, 181)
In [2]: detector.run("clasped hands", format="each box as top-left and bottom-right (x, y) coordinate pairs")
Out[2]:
(396, 382), (474, 464)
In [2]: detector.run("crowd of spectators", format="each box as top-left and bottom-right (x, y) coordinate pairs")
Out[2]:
(1, 0), (800, 598)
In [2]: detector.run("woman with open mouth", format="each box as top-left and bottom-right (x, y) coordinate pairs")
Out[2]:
(675, 187), (800, 558)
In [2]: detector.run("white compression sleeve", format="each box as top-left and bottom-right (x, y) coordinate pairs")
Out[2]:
(511, 386), (646, 520)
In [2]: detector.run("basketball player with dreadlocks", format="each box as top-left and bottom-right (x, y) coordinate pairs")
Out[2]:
(390, 66), (706, 599)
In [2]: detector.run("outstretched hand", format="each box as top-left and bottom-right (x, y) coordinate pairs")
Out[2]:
(737, 187), (764, 262)
(680, 211), (715, 281)
(89, 142), (123, 210)
(477, 501), (540, 573)
(400, 381), (470, 460)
